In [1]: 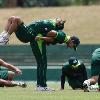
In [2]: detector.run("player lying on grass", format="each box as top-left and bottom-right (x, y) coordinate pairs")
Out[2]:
(83, 48), (100, 92)
(0, 16), (80, 91)
(60, 57), (87, 90)
(0, 59), (26, 88)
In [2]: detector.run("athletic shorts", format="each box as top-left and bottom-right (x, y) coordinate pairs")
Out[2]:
(91, 59), (100, 76)
(0, 70), (8, 80)
(15, 23), (35, 43)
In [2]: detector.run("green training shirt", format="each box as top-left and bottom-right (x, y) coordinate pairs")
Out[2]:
(51, 30), (70, 45)
(27, 19), (56, 36)
(91, 48), (100, 76)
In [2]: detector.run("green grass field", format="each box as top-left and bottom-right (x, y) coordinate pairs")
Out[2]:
(0, 82), (100, 100)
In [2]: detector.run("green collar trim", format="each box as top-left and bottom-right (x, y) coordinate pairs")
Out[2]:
(64, 35), (70, 43)
(72, 61), (81, 68)
(50, 19), (56, 28)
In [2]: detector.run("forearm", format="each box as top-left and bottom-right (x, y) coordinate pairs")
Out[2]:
(35, 36), (54, 42)
(0, 59), (21, 74)
(61, 75), (65, 89)
(5, 63), (18, 71)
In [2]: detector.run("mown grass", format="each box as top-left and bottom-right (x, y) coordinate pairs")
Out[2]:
(0, 6), (100, 44)
(0, 82), (100, 100)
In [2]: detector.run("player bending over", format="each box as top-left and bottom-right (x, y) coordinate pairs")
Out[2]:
(0, 16), (80, 91)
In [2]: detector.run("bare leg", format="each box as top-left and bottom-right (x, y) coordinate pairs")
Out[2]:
(0, 79), (27, 88)
(4, 16), (22, 35)
(0, 16), (23, 45)
(0, 79), (17, 87)
(8, 71), (15, 81)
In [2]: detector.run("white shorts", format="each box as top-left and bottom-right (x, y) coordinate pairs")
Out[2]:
(0, 32), (10, 45)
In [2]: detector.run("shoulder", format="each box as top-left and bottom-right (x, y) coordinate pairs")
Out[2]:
(78, 61), (86, 68)
(0, 59), (4, 65)
(62, 62), (69, 69)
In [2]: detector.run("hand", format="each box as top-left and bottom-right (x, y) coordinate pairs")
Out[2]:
(35, 36), (41, 41)
(15, 68), (22, 75)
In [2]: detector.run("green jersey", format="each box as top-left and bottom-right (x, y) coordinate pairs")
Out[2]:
(15, 19), (56, 43)
(27, 19), (56, 36)
(91, 48), (100, 76)
(61, 62), (87, 89)
(51, 30), (70, 45)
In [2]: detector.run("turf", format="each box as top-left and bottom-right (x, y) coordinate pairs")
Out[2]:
(0, 82), (100, 100)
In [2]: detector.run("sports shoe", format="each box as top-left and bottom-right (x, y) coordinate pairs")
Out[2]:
(35, 86), (46, 91)
(83, 82), (90, 92)
(0, 33), (9, 45)
(44, 87), (55, 91)
(35, 86), (55, 92)
(18, 82), (27, 88)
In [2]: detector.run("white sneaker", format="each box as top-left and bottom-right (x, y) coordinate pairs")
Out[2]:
(0, 32), (10, 45)
(83, 82), (90, 92)
(35, 86), (46, 91)
(44, 87), (55, 91)
(35, 86), (55, 92)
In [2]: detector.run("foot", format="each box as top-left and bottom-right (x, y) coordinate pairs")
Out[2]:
(18, 82), (27, 88)
(0, 33), (9, 45)
(35, 86), (55, 92)
(44, 87), (55, 91)
(83, 82), (90, 92)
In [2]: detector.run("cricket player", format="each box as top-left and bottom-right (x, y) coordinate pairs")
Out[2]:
(60, 57), (87, 90)
(0, 59), (26, 88)
(83, 48), (100, 92)
(0, 16), (65, 44)
(35, 30), (80, 51)
(0, 16), (80, 91)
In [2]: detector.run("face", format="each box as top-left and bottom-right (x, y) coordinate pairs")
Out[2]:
(66, 40), (74, 48)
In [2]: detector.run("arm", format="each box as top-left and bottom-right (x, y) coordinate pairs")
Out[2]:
(35, 36), (54, 42)
(61, 67), (66, 90)
(82, 64), (87, 80)
(0, 59), (22, 75)
(80, 63), (88, 80)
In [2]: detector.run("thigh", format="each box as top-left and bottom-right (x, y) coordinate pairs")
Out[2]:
(7, 71), (15, 81)
(15, 23), (33, 43)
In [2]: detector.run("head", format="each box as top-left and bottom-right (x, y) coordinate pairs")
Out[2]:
(67, 36), (80, 51)
(68, 57), (79, 68)
(55, 17), (66, 30)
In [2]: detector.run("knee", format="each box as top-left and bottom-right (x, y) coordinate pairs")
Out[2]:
(0, 79), (4, 83)
(8, 71), (15, 80)
(8, 16), (22, 25)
